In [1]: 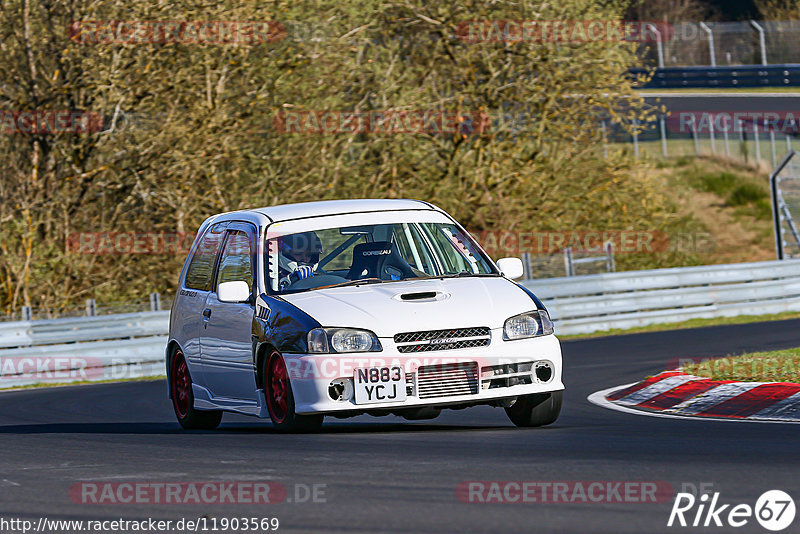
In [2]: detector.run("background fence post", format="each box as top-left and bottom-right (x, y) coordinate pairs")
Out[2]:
(754, 122), (761, 167)
(749, 20), (768, 66)
(563, 247), (574, 277)
(149, 292), (161, 312)
(771, 131), (777, 167)
(660, 115), (668, 158)
(699, 22), (716, 67)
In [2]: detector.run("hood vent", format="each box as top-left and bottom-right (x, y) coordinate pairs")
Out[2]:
(400, 291), (438, 301)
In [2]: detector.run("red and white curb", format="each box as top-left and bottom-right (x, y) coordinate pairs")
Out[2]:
(588, 371), (800, 423)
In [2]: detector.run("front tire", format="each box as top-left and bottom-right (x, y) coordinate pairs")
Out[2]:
(264, 351), (323, 433)
(171, 350), (222, 430)
(505, 391), (562, 427)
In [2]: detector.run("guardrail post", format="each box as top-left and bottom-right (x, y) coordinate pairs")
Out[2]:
(632, 118), (639, 160)
(659, 115), (668, 158)
(21, 306), (32, 321)
(605, 241), (616, 272)
(521, 252), (532, 281)
(85, 299), (97, 317)
(563, 247), (575, 277)
(149, 292), (161, 312)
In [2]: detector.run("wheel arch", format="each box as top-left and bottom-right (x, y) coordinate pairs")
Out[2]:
(166, 340), (183, 399)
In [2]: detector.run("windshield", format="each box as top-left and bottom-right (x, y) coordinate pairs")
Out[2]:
(266, 221), (497, 294)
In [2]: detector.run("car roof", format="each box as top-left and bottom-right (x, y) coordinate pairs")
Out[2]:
(250, 199), (435, 222)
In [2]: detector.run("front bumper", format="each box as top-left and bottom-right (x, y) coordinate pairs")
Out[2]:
(283, 330), (564, 415)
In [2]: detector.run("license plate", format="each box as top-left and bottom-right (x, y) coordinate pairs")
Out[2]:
(353, 366), (407, 404)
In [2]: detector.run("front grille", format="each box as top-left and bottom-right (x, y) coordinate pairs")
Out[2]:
(394, 327), (490, 353)
(417, 362), (479, 399)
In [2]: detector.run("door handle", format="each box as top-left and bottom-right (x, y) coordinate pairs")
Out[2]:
(202, 308), (212, 319)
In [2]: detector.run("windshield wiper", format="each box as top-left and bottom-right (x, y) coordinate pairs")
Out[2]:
(312, 277), (385, 290)
(421, 271), (500, 279)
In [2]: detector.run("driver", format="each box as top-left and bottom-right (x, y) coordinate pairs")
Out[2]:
(278, 231), (322, 288)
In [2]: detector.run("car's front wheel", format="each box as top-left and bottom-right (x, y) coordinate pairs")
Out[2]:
(264, 350), (323, 433)
(505, 391), (562, 427)
(171, 350), (222, 430)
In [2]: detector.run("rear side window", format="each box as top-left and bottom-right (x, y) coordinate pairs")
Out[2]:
(185, 224), (226, 290)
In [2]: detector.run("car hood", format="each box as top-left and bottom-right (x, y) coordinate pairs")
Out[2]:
(279, 277), (537, 337)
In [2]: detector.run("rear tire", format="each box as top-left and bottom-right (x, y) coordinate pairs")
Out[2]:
(264, 351), (323, 433)
(505, 391), (562, 427)
(171, 350), (222, 430)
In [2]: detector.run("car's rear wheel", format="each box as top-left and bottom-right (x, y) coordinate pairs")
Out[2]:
(171, 350), (222, 430)
(505, 391), (562, 427)
(264, 350), (323, 433)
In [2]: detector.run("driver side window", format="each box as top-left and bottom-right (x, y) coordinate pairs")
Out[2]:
(217, 231), (253, 291)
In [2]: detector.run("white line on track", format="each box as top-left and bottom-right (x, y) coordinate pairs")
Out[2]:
(587, 384), (800, 425)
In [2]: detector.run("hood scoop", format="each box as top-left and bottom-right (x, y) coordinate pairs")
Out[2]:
(394, 290), (450, 302)
(400, 291), (437, 301)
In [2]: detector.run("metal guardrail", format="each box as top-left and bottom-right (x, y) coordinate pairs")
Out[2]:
(523, 259), (800, 335)
(0, 312), (170, 389)
(631, 64), (800, 89)
(2, 259), (800, 388)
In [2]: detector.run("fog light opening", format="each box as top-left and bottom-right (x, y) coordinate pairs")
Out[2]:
(534, 361), (553, 383)
(328, 378), (354, 402)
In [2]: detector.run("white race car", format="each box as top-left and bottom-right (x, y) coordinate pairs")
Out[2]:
(167, 199), (563, 431)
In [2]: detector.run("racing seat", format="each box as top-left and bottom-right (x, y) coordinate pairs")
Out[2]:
(346, 241), (416, 281)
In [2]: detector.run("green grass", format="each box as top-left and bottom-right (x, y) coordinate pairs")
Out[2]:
(0, 375), (164, 391)
(681, 347), (800, 383)
(560, 311), (800, 340)
(677, 164), (772, 218)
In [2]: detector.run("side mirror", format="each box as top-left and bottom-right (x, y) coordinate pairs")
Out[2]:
(218, 280), (251, 303)
(496, 257), (524, 280)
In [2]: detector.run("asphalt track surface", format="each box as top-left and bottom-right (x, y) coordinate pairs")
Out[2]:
(2, 319), (800, 534)
(642, 93), (800, 114)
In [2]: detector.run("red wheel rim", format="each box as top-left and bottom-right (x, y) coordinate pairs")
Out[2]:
(172, 352), (191, 419)
(267, 353), (289, 423)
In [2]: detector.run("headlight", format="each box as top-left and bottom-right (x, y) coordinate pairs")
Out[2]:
(503, 310), (554, 340)
(307, 328), (382, 353)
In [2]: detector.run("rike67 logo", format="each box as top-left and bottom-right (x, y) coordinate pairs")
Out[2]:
(668, 489), (796, 531)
